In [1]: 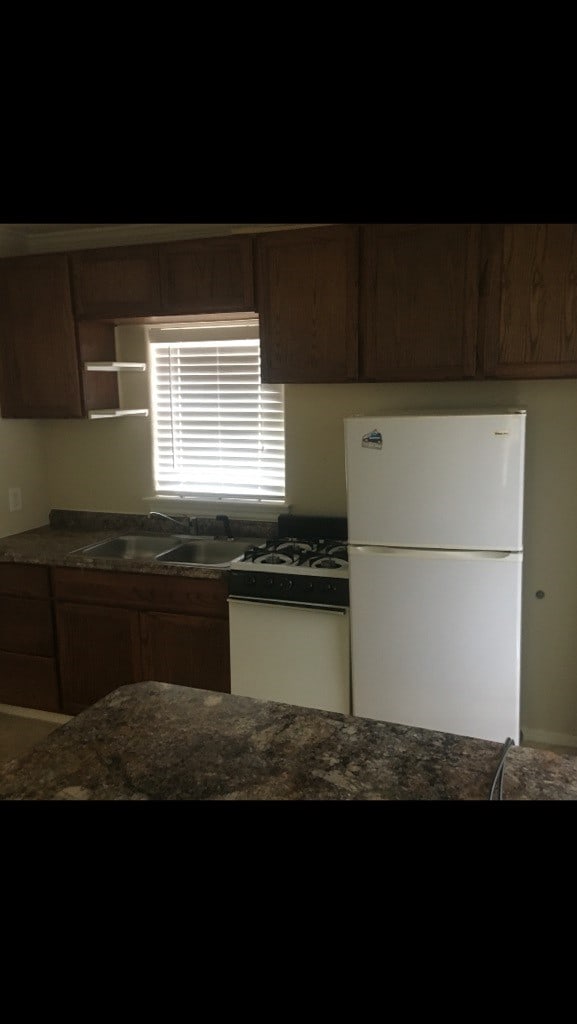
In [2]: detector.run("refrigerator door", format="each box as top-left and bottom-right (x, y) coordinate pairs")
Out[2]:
(344, 411), (526, 550)
(349, 545), (522, 743)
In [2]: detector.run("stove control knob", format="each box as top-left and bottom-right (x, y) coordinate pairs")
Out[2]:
(266, 576), (274, 586)
(248, 575), (257, 585)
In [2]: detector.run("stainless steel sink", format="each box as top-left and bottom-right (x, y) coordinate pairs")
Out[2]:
(78, 535), (188, 560)
(76, 534), (266, 567)
(156, 538), (264, 567)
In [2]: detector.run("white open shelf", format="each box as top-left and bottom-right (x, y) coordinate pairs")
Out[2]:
(88, 408), (149, 420)
(84, 362), (147, 372)
(85, 361), (148, 418)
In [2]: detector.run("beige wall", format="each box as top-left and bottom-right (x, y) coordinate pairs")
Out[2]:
(0, 416), (51, 537)
(0, 228), (51, 535)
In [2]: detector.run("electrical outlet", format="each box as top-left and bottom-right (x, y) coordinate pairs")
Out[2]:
(8, 487), (22, 512)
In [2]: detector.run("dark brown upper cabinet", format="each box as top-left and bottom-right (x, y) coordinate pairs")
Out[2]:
(0, 252), (120, 419)
(480, 223), (577, 379)
(159, 235), (255, 314)
(70, 244), (162, 319)
(256, 224), (359, 383)
(360, 223), (480, 381)
(0, 253), (84, 417)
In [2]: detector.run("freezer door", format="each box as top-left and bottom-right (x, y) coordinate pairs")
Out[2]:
(344, 412), (526, 550)
(349, 545), (522, 743)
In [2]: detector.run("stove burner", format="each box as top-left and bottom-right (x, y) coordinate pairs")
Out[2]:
(255, 552), (293, 565)
(276, 540), (313, 558)
(239, 534), (349, 571)
(325, 544), (348, 560)
(309, 557), (348, 570)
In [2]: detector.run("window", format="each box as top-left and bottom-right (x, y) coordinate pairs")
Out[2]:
(148, 318), (285, 505)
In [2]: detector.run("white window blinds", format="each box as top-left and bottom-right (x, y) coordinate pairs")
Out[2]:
(148, 321), (285, 502)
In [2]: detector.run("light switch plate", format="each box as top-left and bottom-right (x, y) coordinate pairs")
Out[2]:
(8, 487), (22, 512)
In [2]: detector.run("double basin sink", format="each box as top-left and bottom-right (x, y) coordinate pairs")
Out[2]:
(78, 534), (262, 568)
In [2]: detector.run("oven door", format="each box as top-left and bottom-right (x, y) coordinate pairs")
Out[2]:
(228, 598), (351, 715)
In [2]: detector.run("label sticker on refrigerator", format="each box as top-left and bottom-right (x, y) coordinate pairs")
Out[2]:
(361, 429), (383, 450)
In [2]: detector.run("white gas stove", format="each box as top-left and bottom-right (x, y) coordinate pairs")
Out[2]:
(228, 515), (351, 715)
(230, 535), (349, 607)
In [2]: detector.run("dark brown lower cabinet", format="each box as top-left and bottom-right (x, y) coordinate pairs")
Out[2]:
(0, 650), (60, 713)
(51, 568), (230, 715)
(0, 565), (60, 712)
(140, 611), (230, 693)
(55, 602), (142, 716)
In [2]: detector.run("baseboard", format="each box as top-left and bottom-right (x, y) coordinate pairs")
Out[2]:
(521, 726), (577, 750)
(0, 703), (71, 725)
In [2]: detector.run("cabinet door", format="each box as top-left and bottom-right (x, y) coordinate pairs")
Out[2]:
(140, 611), (231, 693)
(70, 244), (162, 319)
(481, 223), (577, 378)
(256, 225), (359, 382)
(55, 602), (142, 715)
(0, 253), (83, 417)
(360, 223), (479, 381)
(0, 650), (60, 713)
(159, 236), (255, 314)
(0, 596), (54, 657)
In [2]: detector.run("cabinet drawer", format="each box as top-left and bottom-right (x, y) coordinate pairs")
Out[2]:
(51, 567), (229, 617)
(0, 563), (51, 599)
(0, 650), (60, 713)
(0, 596), (54, 656)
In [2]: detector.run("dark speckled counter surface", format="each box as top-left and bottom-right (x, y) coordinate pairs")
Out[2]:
(1, 681), (576, 801)
(0, 510), (275, 580)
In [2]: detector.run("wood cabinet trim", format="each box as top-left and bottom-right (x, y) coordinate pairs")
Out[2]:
(50, 567), (229, 617)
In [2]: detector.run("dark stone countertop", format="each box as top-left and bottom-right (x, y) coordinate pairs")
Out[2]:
(0, 524), (227, 579)
(1, 681), (576, 801)
(0, 511), (274, 580)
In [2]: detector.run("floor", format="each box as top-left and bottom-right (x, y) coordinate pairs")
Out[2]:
(0, 708), (71, 765)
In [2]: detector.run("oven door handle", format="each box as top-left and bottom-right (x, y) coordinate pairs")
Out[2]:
(227, 597), (349, 615)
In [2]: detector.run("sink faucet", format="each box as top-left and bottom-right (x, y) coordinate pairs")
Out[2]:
(149, 511), (195, 534)
(216, 514), (234, 539)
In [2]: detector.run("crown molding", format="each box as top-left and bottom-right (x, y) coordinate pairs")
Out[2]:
(0, 225), (29, 256)
(20, 222), (306, 254)
(0, 222), (331, 257)
(25, 223), (244, 253)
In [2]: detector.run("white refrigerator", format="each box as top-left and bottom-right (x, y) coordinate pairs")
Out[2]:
(344, 410), (526, 744)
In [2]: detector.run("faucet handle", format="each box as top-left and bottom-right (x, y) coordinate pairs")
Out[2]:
(216, 514), (233, 538)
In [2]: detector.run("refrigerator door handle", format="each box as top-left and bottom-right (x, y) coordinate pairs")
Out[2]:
(348, 545), (523, 562)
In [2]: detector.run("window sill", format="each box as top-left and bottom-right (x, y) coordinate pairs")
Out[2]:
(144, 496), (291, 523)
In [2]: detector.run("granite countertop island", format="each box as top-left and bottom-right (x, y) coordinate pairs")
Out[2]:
(1, 681), (576, 801)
